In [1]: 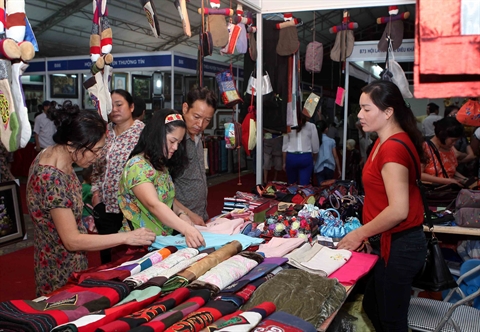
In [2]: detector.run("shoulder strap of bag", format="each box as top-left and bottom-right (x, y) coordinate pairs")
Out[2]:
(390, 138), (433, 229)
(426, 139), (449, 178)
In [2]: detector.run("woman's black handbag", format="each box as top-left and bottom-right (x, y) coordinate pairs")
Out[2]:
(391, 139), (457, 292)
(412, 235), (458, 292)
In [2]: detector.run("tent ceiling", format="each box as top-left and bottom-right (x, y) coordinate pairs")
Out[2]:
(25, 0), (415, 66)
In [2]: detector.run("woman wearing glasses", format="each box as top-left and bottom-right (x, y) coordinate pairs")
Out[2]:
(90, 89), (145, 264)
(27, 105), (155, 297)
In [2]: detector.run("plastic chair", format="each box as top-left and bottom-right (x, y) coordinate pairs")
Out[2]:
(408, 261), (480, 332)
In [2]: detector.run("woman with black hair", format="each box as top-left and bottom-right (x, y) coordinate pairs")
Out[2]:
(337, 80), (427, 332)
(118, 109), (205, 248)
(90, 89), (145, 264)
(27, 107), (156, 297)
(421, 117), (469, 186)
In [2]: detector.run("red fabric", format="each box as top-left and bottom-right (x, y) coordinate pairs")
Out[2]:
(362, 133), (424, 263)
(101, 37), (113, 46)
(241, 108), (256, 156)
(6, 12), (25, 28)
(414, 0), (480, 98)
(98, 288), (190, 332)
(76, 288), (162, 331)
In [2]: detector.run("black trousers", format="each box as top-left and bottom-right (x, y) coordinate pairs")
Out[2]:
(93, 202), (124, 264)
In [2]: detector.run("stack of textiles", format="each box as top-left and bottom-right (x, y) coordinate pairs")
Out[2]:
(0, 238), (352, 331)
(222, 197), (248, 213)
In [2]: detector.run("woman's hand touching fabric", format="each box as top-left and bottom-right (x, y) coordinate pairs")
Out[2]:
(125, 227), (156, 246)
(183, 225), (206, 248)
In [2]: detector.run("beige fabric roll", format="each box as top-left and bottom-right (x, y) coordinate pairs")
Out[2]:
(177, 240), (242, 281)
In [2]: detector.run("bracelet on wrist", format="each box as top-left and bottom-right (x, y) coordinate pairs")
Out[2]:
(178, 211), (188, 217)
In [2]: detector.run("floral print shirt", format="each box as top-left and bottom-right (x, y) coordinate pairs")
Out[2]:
(91, 120), (145, 213)
(118, 155), (175, 236)
(27, 153), (88, 297)
(423, 141), (458, 178)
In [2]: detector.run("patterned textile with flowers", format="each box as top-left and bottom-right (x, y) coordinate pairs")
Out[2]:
(27, 154), (88, 297)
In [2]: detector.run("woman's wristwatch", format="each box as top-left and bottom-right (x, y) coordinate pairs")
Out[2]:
(178, 211), (188, 217)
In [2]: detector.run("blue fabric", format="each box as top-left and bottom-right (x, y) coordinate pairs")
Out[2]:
(442, 259), (480, 309)
(314, 134), (336, 173)
(150, 232), (264, 251)
(363, 228), (427, 332)
(285, 152), (313, 185)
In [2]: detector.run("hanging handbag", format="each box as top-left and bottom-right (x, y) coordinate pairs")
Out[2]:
(391, 138), (457, 292)
(199, 0), (213, 57)
(215, 66), (243, 108)
(246, 70), (273, 96)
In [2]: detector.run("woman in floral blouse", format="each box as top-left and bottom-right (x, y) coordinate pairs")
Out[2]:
(421, 117), (469, 186)
(27, 106), (155, 296)
(119, 109), (205, 248)
(91, 89), (145, 264)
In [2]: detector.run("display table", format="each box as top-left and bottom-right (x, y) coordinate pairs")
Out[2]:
(423, 225), (480, 236)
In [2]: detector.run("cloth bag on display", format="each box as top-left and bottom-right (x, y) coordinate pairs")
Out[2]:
(456, 98), (480, 127)
(215, 67), (242, 108)
(391, 138), (457, 292)
(246, 70), (273, 96)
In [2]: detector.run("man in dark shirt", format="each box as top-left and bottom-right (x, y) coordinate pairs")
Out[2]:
(173, 87), (217, 224)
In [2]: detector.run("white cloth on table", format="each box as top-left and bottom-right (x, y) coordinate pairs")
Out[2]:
(301, 246), (352, 276)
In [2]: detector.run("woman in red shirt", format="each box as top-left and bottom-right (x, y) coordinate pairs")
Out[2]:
(338, 81), (427, 332)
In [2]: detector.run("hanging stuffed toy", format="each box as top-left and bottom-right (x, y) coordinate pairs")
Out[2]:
(0, 0), (36, 152)
(84, 0), (113, 122)
(139, 0), (161, 37)
(330, 10), (357, 63)
(234, 4), (248, 54)
(276, 13), (301, 56)
(377, 5), (410, 52)
(197, 1), (232, 48)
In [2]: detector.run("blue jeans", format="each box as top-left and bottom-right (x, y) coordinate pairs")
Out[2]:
(285, 152), (313, 185)
(363, 227), (427, 332)
(315, 167), (335, 185)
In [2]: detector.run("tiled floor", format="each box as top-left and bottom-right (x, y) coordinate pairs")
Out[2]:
(0, 170), (253, 256)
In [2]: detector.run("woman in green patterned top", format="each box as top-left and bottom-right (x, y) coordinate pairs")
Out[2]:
(119, 109), (205, 248)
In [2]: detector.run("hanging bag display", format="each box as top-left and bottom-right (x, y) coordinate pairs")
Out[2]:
(215, 65), (242, 108)
(199, 0), (213, 57)
(456, 98), (480, 127)
(391, 138), (457, 292)
(224, 115), (242, 149)
(246, 70), (273, 96)
(305, 41), (323, 73)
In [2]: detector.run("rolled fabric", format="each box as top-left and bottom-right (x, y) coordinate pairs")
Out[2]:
(191, 252), (264, 291)
(162, 241), (242, 292)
